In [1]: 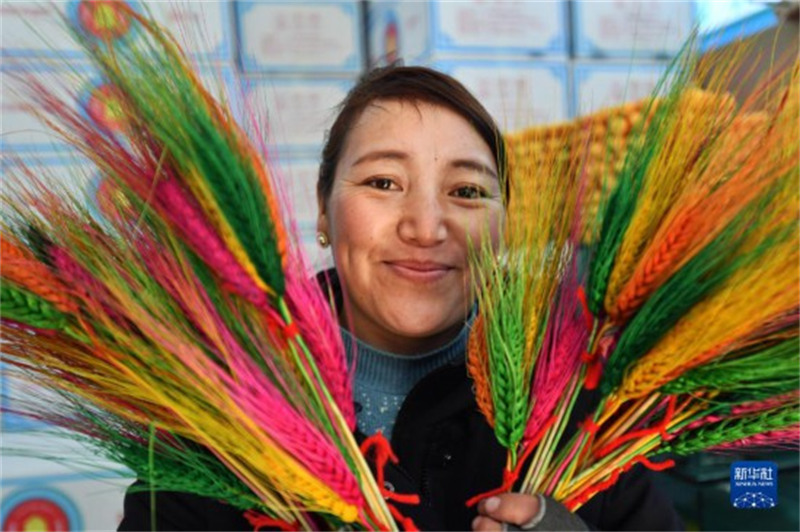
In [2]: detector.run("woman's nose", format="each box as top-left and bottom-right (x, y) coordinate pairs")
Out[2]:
(397, 191), (448, 247)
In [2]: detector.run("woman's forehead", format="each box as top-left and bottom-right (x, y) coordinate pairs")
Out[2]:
(346, 99), (489, 153)
(355, 98), (431, 125)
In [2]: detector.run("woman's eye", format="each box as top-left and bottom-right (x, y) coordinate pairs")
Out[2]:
(366, 177), (395, 190)
(452, 185), (485, 199)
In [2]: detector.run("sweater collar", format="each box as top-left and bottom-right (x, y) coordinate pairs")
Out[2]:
(342, 311), (474, 395)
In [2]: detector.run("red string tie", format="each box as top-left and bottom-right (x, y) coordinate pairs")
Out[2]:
(594, 395), (678, 458)
(283, 321), (300, 337)
(576, 286), (594, 330)
(580, 416), (600, 435)
(583, 330), (617, 390)
(243, 510), (298, 532)
(388, 503), (420, 532)
(360, 433), (421, 505)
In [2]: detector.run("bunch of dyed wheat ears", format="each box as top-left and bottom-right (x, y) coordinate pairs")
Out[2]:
(1, 8), (797, 531)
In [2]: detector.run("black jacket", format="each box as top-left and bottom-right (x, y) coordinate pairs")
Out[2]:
(120, 269), (682, 531)
(118, 359), (683, 531)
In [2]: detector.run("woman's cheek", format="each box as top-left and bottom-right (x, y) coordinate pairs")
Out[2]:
(464, 207), (505, 250)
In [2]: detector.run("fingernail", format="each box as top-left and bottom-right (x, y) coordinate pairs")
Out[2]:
(471, 516), (481, 529)
(484, 496), (500, 512)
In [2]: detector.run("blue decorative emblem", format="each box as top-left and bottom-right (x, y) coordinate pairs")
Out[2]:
(730, 461), (778, 509)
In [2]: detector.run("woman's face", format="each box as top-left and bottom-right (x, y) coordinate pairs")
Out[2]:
(318, 99), (504, 354)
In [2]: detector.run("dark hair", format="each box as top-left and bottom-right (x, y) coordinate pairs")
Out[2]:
(318, 65), (508, 206)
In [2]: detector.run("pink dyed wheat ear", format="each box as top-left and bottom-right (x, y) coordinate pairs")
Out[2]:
(524, 263), (588, 443)
(709, 426), (800, 451)
(284, 259), (356, 430)
(224, 355), (364, 508)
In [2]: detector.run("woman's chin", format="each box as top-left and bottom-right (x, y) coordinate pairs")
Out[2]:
(383, 315), (466, 351)
(346, 299), (471, 353)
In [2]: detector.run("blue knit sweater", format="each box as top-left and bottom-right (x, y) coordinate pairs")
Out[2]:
(341, 322), (470, 440)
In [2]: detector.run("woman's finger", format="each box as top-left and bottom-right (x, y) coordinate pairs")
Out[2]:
(477, 493), (589, 531)
(476, 493), (541, 527)
(471, 514), (505, 532)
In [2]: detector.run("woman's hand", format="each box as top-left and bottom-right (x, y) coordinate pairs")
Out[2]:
(472, 493), (588, 531)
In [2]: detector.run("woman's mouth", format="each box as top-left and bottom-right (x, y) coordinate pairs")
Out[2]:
(384, 260), (455, 282)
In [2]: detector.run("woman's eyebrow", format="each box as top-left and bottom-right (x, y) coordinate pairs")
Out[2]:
(451, 159), (498, 180)
(352, 150), (409, 167)
(351, 151), (497, 180)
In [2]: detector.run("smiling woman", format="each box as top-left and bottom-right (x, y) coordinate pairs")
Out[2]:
(318, 99), (504, 354)
(118, 65), (683, 532)
(316, 66), (507, 358)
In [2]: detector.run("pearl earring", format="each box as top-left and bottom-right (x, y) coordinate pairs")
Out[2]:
(316, 231), (330, 248)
